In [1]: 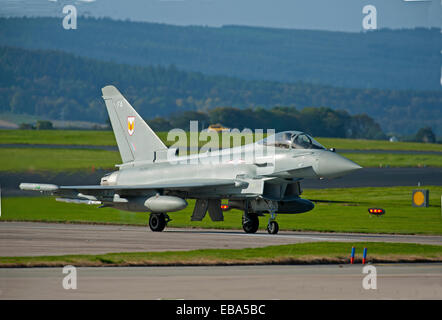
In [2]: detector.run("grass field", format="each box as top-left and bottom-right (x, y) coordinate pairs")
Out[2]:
(2, 129), (442, 170)
(1, 242), (441, 267)
(340, 153), (442, 168)
(0, 148), (121, 172)
(2, 186), (442, 235)
(318, 137), (442, 152)
(1, 146), (441, 172)
(0, 129), (118, 146)
(1, 129), (442, 152)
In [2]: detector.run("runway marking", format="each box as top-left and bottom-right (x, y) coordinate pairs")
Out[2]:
(167, 228), (442, 244)
(194, 231), (355, 242)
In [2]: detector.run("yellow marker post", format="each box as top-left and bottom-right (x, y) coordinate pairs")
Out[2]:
(412, 189), (429, 208)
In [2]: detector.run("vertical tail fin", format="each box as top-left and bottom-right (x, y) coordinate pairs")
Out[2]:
(101, 85), (167, 163)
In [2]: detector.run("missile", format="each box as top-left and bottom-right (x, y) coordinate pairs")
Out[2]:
(19, 183), (59, 192)
(56, 198), (101, 205)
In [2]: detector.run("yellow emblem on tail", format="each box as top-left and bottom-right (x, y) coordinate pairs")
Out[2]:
(127, 116), (135, 136)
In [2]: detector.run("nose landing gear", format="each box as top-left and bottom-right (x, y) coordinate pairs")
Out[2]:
(240, 200), (280, 235)
(267, 211), (279, 235)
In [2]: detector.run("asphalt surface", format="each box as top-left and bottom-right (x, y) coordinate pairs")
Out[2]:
(0, 222), (441, 257)
(1, 264), (441, 299)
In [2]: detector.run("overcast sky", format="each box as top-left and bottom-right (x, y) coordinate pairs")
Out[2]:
(0, 0), (440, 32)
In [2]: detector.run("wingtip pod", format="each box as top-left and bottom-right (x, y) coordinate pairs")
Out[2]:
(19, 183), (59, 192)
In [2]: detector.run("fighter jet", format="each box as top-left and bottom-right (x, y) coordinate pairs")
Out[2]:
(20, 85), (362, 234)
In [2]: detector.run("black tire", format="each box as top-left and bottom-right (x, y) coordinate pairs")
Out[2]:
(242, 213), (259, 234)
(267, 221), (279, 235)
(149, 213), (167, 232)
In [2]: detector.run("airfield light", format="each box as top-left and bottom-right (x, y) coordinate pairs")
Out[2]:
(368, 208), (385, 216)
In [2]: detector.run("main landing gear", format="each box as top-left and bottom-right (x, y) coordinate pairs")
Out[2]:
(149, 212), (170, 232)
(242, 213), (259, 234)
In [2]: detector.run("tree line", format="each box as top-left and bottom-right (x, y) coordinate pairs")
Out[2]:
(0, 46), (441, 137)
(148, 107), (385, 140)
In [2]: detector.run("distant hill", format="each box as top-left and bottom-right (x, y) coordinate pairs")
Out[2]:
(0, 17), (440, 91)
(0, 46), (441, 136)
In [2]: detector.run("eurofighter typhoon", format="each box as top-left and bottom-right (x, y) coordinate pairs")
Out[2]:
(20, 86), (362, 234)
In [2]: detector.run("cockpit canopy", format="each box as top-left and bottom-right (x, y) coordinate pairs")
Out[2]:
(258, 131), (326, 150)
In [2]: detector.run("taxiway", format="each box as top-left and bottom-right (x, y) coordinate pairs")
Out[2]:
(0, 222), (440, 257)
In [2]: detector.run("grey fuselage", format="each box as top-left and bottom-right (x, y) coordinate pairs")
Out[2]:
(101, 140), (361, 201)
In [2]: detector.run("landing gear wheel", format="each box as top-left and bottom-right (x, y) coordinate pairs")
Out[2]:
(149, 213), (167, 232)
(242, 214), (259, 234)
(267, 221), (279, 235)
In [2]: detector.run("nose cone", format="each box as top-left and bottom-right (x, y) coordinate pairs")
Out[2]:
(316, 151), (362, 178)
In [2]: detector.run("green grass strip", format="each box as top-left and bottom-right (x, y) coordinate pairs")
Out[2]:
(0, 148), (121, 172)
(1, 242), (441, 268)
(1, 147), (441, 173)
(2, 129), (442, 152)
(341, 153), (442, 168)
